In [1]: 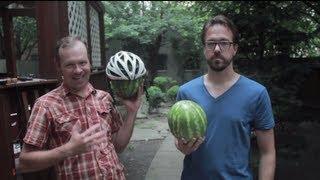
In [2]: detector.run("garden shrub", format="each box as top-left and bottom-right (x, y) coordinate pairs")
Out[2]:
(153, 76), (170, 92)
(166, 85), (179, 101)
(153, 76), (178, 92)
(146, 86), (165, 111)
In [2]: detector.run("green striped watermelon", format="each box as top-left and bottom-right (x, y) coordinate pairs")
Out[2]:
(167, 100), (207, 141)
(110, 77), (143, 99)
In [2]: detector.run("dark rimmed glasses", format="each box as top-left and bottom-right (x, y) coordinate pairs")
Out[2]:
(205, 41), (235, 52)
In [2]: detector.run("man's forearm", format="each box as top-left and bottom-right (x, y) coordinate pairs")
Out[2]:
(112, 111), (137, 153)
(18, 144), (70, 173)
(258, 151), (276, 180)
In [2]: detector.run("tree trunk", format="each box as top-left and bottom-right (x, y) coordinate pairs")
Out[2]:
(15, 32), (22, 60)
(146, 33), (162, 85)
(24, 41), (37, 61)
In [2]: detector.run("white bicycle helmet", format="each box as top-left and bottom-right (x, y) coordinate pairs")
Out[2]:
(106, 51), (147, 80)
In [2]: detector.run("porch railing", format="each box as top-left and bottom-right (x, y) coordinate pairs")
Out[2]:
(0, 78), (58, 180)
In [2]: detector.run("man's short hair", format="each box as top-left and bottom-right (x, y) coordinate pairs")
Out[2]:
(201, 15), (239, 45)
(55, 36), (88, 65)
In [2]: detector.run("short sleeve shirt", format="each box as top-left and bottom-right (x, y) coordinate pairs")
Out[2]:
(23, 83), (125, 180)
(177, 75), (275, 180)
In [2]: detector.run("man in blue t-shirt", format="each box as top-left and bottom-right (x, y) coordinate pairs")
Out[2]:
(175, 15), (275, 180)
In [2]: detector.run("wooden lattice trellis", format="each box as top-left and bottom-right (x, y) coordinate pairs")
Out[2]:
(67, 1), (103, 67)
(67, 1), (88, 44)
(90, 6), (101, 67)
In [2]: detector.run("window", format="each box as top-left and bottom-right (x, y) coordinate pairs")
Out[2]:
(157, 54), (167, 70)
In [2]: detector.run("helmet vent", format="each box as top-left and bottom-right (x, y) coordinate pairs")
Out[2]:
(135, 59), (140, 75)
(109, 70), (121, 77)
(116, 61), (129, 79)
(127, 61), (133, 72)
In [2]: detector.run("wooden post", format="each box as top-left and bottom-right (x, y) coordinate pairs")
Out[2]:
(58, 1), (69, 39)
(35, 1), (68, 79)
(2, 8), (17, 78)
(0, 90), (16, 180)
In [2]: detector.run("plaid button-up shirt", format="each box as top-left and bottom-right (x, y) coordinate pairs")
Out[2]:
(23, 83), (125, 180)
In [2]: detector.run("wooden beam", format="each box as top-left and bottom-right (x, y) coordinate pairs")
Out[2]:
(0, 1), (13, 8)
(2, 8), (17, 77)
(7, 8), (35, 17)
(35, 1), (60, 79)
(0, 91), (16, 180)
(58, 1), (68, 38)
(88, 1), (105, 14)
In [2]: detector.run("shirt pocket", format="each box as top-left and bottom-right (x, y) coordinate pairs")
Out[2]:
(97, 107), (111, 127)
(54, 114), (80, 138)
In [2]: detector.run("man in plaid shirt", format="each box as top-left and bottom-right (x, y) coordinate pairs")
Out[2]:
(18, 36), (143, 179)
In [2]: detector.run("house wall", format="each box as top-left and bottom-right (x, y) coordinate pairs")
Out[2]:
(158, 39), (183, 82)
(157, 32), (205, 84)
(0, 59), (38, 77)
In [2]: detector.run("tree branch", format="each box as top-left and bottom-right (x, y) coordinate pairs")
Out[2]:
(24, 41), (37, 61)
(302, 1), (320, 16)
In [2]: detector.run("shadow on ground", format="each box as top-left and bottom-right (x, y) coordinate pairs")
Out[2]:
(118, 139), (163, 180)
(117, 102), (172, 180)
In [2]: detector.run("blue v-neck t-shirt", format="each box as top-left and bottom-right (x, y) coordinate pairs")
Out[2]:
(176, 75), (275, 180)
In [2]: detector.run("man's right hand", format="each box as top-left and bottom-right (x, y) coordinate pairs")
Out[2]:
(63, 124), (107, 156)
(175, 137), (205, 155)
(18, 124), (107, 173)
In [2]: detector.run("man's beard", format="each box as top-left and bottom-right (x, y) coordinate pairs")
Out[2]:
(206, 56), (233, 72)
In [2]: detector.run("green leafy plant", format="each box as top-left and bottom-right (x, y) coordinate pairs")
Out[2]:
(146, 86), (165, 112)
(169, 79), (178, 87)
(153, 76), (178, 92)
(153, 76), (170, 92)
(166, 85), (180, 101)
(249, 61), (313, 123)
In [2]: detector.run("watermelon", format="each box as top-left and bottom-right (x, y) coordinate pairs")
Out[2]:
(167, 100), (207, 141)
(110, 77), (144, 99)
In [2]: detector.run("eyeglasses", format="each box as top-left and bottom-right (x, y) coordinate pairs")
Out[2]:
(205, 41), (235, 52)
